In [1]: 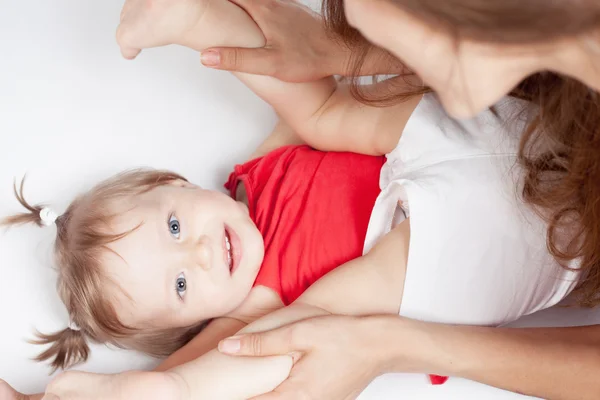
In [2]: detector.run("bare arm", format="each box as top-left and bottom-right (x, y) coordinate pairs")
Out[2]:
(298, 78), (422, 155)
(292, 233), (600, 400)
(404, 321), (600, 400)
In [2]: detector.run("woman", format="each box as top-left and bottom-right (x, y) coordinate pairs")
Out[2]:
(196, 0), (600, 399)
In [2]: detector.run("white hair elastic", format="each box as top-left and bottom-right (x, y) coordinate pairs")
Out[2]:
(68, 320), (81, 332)
(39, 207), (58, 226)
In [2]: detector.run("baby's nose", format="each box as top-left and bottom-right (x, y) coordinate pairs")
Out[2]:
(193, 235), (213, 271)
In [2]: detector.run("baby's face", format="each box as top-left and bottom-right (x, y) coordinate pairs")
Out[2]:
(103, 180), (264, 329)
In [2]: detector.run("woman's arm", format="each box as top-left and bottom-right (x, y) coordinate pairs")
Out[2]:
(414, 321), (600, 400)
(221, 309), (600, 400)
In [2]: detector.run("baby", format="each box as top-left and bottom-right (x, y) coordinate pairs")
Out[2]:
(2, 126), (383, 370)
(0, 0), (582, 399)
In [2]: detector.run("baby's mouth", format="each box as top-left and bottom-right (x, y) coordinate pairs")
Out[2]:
(224, 228), (233, 273)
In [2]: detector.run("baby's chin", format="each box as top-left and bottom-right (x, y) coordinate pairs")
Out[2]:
(214, 291), (255, 318)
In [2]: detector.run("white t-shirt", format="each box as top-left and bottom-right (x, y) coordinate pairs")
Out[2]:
(364, 94), (580, 326)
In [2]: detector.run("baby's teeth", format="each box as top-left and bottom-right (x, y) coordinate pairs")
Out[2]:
(225, 233), (233, 268)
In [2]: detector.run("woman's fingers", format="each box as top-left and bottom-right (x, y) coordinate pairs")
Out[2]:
(218, 325), (303, 357)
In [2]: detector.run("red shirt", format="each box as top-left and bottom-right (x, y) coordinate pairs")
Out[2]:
(225, 145), (384, 305)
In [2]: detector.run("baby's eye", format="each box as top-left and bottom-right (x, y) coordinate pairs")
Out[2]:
(169, 215), (181, 239)
(176, 273), (187, 299)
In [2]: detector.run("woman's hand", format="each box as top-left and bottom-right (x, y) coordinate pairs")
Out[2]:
(199, 0), (350, 82)
(225, 314), (600, 400)
(218, 314), (408, 400)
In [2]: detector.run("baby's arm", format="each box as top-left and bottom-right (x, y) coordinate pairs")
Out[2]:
(180, 0), (420, 156)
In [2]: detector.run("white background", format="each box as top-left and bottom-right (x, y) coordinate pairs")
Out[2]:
(1, 0), (599, 399)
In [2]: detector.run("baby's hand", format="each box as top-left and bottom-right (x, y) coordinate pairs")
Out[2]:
(117, 0), (208, 59)
(0, 379), (30, 400)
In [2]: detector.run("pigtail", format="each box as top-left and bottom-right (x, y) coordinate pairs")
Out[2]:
(0, 177), (45, 227)
(31, 327), (90, 373)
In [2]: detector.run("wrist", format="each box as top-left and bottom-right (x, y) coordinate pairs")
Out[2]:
(361, 315), (442, 375)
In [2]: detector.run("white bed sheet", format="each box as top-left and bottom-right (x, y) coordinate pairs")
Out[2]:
(1, 1), (598, 398)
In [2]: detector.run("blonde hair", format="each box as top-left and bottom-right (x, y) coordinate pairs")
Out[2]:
(1, 169), (208, 372)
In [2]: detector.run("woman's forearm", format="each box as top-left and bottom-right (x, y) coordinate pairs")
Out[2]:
(382, 317), (600, 400)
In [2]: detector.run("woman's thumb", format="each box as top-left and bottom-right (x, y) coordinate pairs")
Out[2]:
(200, 47), (276, 76)
(218, 326), (296, 357)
